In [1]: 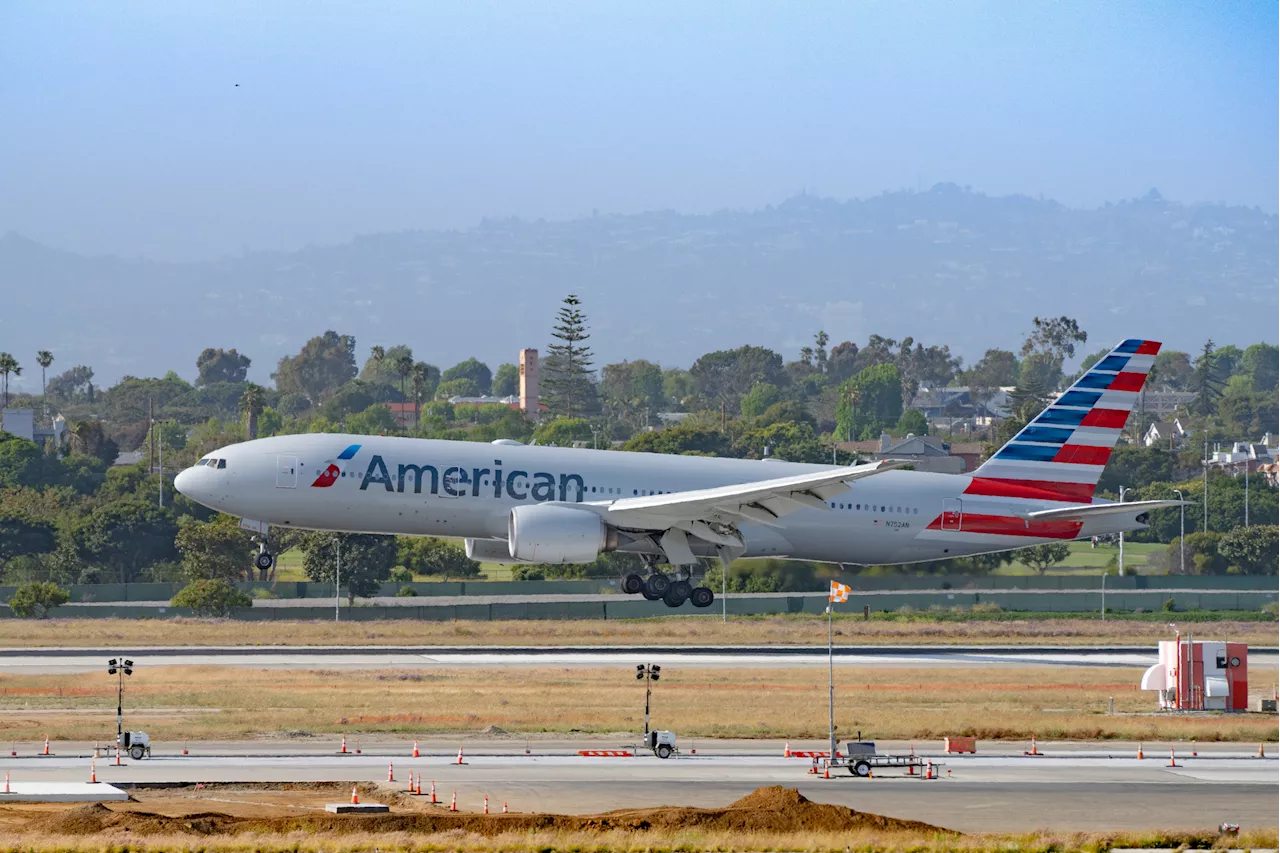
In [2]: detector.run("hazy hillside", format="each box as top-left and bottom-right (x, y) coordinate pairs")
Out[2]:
(2, 184), (1276, 389)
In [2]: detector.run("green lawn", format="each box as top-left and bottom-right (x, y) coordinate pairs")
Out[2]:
(270, 548), (515, 582)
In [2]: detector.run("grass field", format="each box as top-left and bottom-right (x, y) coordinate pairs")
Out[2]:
(1, 663), (1275, 743)
(1, 613), (1274, 648)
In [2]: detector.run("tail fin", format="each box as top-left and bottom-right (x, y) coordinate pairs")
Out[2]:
(969, 338), (1161, 503)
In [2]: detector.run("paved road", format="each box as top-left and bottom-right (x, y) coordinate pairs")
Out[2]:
(2, 740), (1274, 832)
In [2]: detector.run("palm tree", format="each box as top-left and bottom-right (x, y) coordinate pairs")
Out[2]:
(369, 345), (385, 403)
(411, 361), (429, 427)
(0, 353), (21, 408)
(36, 350), (53, 425)
(239, 383), (266, 439)
(395, 354), (413, 402)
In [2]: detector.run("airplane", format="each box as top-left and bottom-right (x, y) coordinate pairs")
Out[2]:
(175, 337), (1186, 608)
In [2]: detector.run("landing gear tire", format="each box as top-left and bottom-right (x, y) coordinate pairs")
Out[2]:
(851, 760), (871, 777)
(656, 744), (673, 759)
(663, 580), (691, 608)
(622, 573), (645, 595)
(644, 573), (671, 598)
(689, 586), (714, 608)
(255, 551), (275, 572)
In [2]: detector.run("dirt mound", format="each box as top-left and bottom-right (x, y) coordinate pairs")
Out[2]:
(25, 786), (950, 838)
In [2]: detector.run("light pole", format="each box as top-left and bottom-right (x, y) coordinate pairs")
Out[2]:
(1173, 489), (1185, 575)
(1117, 486), (1127, 577)
(107, 658), (133, 750)
(333, 538), (341, 622)
(635, 664), (660, 737)
(1244, 456), (1249, 527)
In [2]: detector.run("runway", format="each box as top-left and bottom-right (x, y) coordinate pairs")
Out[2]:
(3, 739), (1275, 832)
(3, 644), (1277, 674)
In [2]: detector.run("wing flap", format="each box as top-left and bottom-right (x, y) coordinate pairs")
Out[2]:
(1026, 499), (1190, 522)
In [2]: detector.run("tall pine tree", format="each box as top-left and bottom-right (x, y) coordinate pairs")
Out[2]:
(542, 294), (597, 418)
(1189, 339), (1224, 417)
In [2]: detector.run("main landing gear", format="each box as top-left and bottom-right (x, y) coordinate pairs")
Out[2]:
(622, 565), (714, 609)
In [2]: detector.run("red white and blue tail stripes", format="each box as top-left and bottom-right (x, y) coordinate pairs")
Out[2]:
(967, 338), (1161, 505)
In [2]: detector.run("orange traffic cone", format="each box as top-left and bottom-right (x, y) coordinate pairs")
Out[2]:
(42, 736), (50, 756)
(388, 762), (395, 782)
(449, 790), (457, 812)
(822, 762), (830, 779)
(412, 740), (420, 758)
(456, 746), (465, 765)
(484, 795), (489, 814)
(114, 744), (123, 766)
(4, 770), (9, 793)
(350, 785), (359, 804)
(1168, 748), (1179, 768)
(182, 742), (189, 756)
(406, 770), (415, 793)
(340, 735), (348, 754)
(1136, 742), (1145, 760)
(783, 740), (792, 757)
(414, 773), (422, 796)
(90, 758), (97, 783)
(502, 801), (508, 814)
(1024, 736), (1041, 756)
(430, 779), (438, 804)
(1258, 743), (1266, 758)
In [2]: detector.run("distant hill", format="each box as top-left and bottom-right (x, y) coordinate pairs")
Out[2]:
(2, 184), (1276, 389)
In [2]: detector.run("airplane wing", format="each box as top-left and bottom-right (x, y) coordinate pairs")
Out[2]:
(1024, 499), (1190, 522)
(601, 460), (905, 536)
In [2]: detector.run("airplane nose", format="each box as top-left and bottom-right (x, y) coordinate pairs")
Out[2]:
(174, 467), (195, 497)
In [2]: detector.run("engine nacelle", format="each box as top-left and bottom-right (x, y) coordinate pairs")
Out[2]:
(465, 538), (531, 565)
(507, 504), (618, 564)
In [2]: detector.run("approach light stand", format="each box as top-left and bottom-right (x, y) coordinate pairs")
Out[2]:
(333, 538), (341, 622)
(636, 664), (660, 737)
(107, 658), (133, 750)
(1173, 489), (1186, 574)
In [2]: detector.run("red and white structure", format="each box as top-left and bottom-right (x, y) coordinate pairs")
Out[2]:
(1141, 638), (1248, 711)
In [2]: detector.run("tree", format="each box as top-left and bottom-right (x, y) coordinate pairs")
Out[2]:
(74, 499), (178, 584)
(0, 511), (58, 562)
(532, 416), (594, 447)
(600, 360), (665, 429)
(435, 377), (480, 399)
(689, 345), (785, 413)
(195, 348), (251, 385)
(319, 381), (376, 422)
(411, 361), (440, 421)
(176, 515), (253, 582)
(1150, 350), (1193, 390)
(1238, 343), (1279, 393)
(962, 349), (1019, 412)
(300, 532), (398, 605)
(895, 408), (928, 436)
(238, 384), (266, 440)
(1016, 543), (1071, 574)
(835, 363), (903, 441)
(740, 383), (782, 420)
(0, 353), (21, 407)
(542, 294), (597, 418)
(36, 350), (53, 416)
(394, 353), (414, 402)
(1218, 525), (1278, 575)
(623, 424), (732, 457)
(69, 421), (119, 465)
(894, 337), (961, 408)
(170, 579), (252, 616)
(46, 365), (95, 403)
(272, 331), (357, 401)
(1021, 316), (1088, 362)
(7, 581), (70, 619)
(826, 341), (860, 383)
(442, 358), (493, 395)
(397, 537), (481, 579)
(492, 362), (520, 397)
(813, 331), (830, 374)
(1189, 339), (1225, 417)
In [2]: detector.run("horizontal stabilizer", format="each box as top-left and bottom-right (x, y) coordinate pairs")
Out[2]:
(1024, 499), (1190, 522)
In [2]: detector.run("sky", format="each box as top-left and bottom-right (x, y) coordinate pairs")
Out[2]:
(1, 1), (1276, 261)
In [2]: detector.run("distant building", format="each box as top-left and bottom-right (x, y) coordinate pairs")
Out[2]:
(519, 348), (540, 419)
(909, 386), (1014, 425)
(1143, 418), (1192, 449)
(1, 408), (66, 449)
(837, 431), (981, 474)
(1138, 389), (1198, 416)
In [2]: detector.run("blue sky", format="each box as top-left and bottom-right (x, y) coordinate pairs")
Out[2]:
(1, 1), (1276, 260)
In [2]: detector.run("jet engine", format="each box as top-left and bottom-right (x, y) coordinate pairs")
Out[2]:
(507, 504), (619, 564)
(465, 538), (531, 565)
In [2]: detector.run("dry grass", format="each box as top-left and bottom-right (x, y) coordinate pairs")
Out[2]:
(2, 614), (1274, 648)
(2, 663), (1275, 742)
(4, 827), (1277, 853)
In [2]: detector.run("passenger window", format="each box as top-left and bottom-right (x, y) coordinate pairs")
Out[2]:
(855, 503), (860, 510)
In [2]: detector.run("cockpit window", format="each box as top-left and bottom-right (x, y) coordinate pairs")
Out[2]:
(196, 459), (207, 466)
(216, 459), (227, 469)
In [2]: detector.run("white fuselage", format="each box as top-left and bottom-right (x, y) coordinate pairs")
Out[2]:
(175, 433), (1145, 565)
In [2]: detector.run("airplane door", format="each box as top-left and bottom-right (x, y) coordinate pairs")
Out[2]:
(276, 455), (298, 488)
(940, 498), (963, 531)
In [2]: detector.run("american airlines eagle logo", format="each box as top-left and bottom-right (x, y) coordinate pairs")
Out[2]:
(310, 444), (362, 487)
